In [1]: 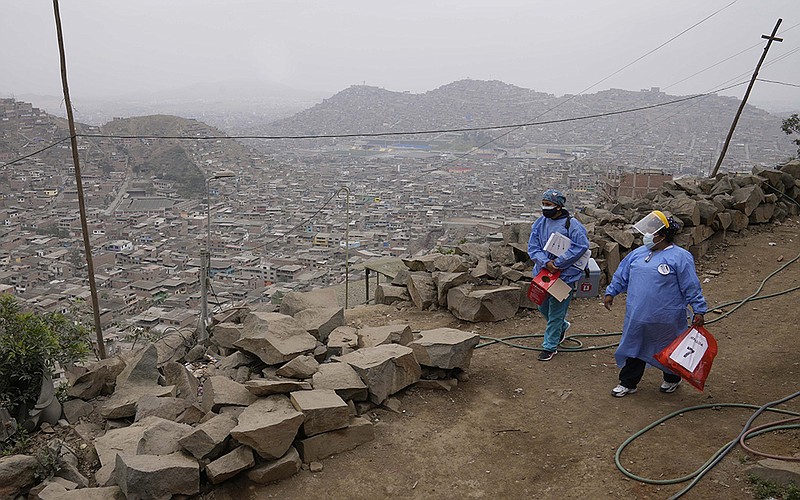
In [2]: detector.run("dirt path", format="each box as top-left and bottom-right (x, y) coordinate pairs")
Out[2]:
(208, 220), (800, 500)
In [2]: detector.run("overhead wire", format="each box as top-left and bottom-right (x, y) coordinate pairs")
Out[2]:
(426, 0), (741, 170)
(0, 84), (745, 169)
(757, 78), (800, 88)
(605, 45), (800, 150)
(0, 137), (71, 167)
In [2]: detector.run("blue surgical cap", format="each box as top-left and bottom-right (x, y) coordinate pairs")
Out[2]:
(542, 189), (566, 207)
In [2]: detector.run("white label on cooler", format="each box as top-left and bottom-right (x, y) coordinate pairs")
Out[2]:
(668, 328), (708, 372)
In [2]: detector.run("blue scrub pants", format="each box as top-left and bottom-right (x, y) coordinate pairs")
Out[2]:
(537, 290), (573, 352)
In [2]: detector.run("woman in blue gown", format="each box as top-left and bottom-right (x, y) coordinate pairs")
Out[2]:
(603, 213), (707, 397)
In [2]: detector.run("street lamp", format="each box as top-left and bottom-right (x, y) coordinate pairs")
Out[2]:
(198, 170), (235, 340)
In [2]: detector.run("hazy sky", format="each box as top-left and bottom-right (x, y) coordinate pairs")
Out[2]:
(1, 1), (799, 108)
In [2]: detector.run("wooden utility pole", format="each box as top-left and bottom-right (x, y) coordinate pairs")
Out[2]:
(52, 0), (106, 359)
(710, 19), (783, 178)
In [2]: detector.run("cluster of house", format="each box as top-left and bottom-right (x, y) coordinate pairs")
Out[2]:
(4, 94), (789, 351)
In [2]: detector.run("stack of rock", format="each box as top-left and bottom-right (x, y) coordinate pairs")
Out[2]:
(0, 289), (481, 498)
(374, 161), (800, 320)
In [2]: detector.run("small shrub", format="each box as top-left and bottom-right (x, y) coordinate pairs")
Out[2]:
(1, 428), (30, 456)
(0, 296), (90, 421)
(34, 442), (62, 481)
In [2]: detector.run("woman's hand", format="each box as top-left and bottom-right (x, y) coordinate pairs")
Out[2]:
(545, 260), (558, 273)
(603, 295), (614, 311)
(692, 314), (705, 327)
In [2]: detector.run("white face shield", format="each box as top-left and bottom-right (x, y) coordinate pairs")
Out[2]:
(632, 211), (668, 235)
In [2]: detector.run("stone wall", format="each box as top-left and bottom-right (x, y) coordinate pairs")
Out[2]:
(376, 160), (800, 319)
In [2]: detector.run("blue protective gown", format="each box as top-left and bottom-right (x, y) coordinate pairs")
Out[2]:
(605, 245), (708, 370)
(527, 213), (590, 285)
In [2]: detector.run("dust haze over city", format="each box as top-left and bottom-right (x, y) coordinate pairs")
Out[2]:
(3, 1), (800, 498)
(1, 0), (799, 318)
(2, 1), (799, 116)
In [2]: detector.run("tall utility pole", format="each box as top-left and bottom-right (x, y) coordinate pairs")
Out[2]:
(52, 0), (106, 359)
(710, 19), (783, 178)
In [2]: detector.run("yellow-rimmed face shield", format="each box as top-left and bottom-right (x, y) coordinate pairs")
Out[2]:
(633, 210), (669, 235)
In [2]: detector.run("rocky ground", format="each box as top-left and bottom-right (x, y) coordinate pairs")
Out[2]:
(205, 220), (800, 500)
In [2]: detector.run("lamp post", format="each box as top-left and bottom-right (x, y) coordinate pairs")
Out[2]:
(336, 186), (351, 309)
(198, 170), (235, 340)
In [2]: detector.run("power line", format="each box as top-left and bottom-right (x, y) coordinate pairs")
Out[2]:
(430, 0), (741, 170)
(74, 88), (737, 143)
(756, 78), (800, 88)
(0, 137), (71, 167)
(660, 21), (800, 94)
(0, 81), (757, 168)
(606, 44), (800, 150)
(581, 0), (740, 95)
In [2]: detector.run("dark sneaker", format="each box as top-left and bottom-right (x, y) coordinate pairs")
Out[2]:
(660, 380), (681, 393)
(559, 320), (572, 345)
(538, 350), (557, 361)
(611, 384), (637, 397)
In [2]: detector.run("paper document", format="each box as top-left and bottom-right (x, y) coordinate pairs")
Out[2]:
(544, 232), (590, 270)
(668, 328), (708, 372)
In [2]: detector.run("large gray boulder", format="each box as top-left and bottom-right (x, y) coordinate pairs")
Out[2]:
(326, 326), (360, 356)
(294, 307), (344, 342)
(779, 159), (800, 179)
(433, 254), (468, 272)
(447, 284), (520, 322)
(202, 376), (257, 413)
(178, 414), (238, 460)
(337, 344), (421, 404)
(664, 197), (700, 227)
(358, 325), (413, 348)
(94, 417), (165, 469)
(602, 228), (635, 249)
(402, 253), (442, 272)
(244, 379), (312, 396)
(206, 446), (255, 485)
(732, 184), (764, 216)
(101, 345), (175, 419)
(246, 447), (301, 484)
(161, 362), (200, 402)
(279, 288), (338, 317)
(434, 272), (471, 306)
(290, 389), (350, 437)
(374, 284), (410, 305)
(0, 454), (38, 499)
(749, 203), (776, 224)
(133, 395), (191, 423)
(153, 331), (187, 365)
(211, 322), (244, 349)
(696, 199), (721, 225)
(235, 311), (317, 365)
(136, 419), (193, 456)
(230, 396), (304, 460)
(409, 328), (481, 370)
(295, 417), (375, 463)
(114, 452), (200, 500)
(407, 272), (437, 310)
(311, 362), (368, 401)
(276, 355), (320, 379)
(726, 209), (750, 232)
(68, 357), (126, 400)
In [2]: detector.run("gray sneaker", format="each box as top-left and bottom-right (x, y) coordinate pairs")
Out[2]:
(660, 380), (681, 393)
(611, 384), (637, 397)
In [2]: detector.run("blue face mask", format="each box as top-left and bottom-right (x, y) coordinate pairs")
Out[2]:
(643, 233), (656, 249)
